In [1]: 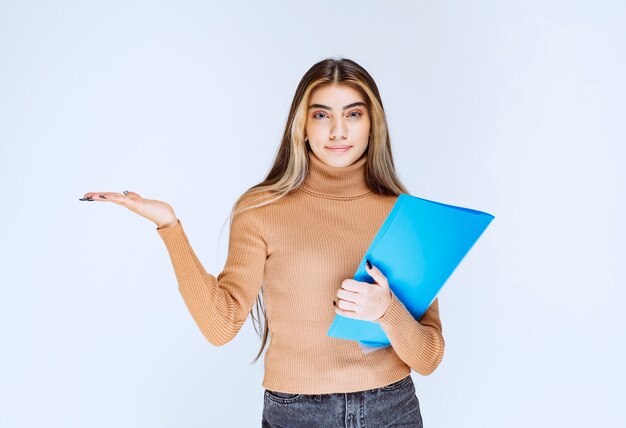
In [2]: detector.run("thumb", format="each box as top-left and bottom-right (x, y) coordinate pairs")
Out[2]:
(365, 259), (389, 289)
(123, 190), (142, 199)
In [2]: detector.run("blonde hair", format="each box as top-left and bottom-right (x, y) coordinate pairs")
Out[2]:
(224, 57), (411, 364)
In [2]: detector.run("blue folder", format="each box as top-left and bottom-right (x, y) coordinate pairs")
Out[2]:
(326, 193), (495, 348)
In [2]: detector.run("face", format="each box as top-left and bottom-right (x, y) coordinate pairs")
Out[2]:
(304, 83), (371, 167)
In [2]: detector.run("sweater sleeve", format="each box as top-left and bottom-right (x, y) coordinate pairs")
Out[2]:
(374, 293), (445, 376)
(156, 204), (267, 346)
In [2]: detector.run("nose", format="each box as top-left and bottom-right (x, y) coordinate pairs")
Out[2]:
(330, 121), (348, 140)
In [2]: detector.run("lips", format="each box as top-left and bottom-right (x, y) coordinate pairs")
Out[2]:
(326, 145), (352, 152)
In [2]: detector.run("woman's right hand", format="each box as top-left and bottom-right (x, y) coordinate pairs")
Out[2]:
(79, 191), (178, 229)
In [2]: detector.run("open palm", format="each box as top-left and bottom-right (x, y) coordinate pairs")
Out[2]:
(79, 191), (178, 228)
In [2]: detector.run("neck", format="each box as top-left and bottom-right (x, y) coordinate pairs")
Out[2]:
(300, 150), (371, 199)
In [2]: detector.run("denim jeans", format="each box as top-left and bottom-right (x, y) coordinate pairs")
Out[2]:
(262, 375), (423, 427)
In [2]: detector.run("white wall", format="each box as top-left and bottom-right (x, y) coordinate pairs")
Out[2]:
(1, 1), (624, 426)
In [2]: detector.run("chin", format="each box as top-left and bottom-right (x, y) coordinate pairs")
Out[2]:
(325, 152), (365, 167)
(310, 145), (367, 166)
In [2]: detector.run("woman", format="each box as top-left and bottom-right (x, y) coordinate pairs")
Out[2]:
(80, 57), (444, 427)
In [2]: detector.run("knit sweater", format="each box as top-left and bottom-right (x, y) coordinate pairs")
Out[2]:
(156, 150), (445, 394)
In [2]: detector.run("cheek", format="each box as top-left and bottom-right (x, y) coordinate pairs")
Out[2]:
(353, 119), (370, 135)
(362, 117), (372, 134)
(305, 123), (324, 138)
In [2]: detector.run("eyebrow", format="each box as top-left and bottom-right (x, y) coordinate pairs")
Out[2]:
(308, 101), (367, 110)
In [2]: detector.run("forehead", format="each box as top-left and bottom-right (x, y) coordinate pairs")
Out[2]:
(309, 84), (365, 106)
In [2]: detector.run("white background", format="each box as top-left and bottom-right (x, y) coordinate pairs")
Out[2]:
(1, 1), (624, 427)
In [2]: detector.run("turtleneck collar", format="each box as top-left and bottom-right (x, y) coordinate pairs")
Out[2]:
(300, 150), (372, 199)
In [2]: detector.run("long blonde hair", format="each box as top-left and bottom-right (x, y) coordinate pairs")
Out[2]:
(225, 57), (412, 364)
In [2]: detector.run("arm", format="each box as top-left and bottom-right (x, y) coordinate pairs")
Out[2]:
(156, 202), (267, 346)
(375, 294), (445, 376)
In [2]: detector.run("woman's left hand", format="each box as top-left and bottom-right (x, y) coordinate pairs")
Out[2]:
(334, 260), (392, 322)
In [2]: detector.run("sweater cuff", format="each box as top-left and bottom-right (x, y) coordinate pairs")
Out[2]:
(156, 218), (186, 247)
(375, 289), (408, 326)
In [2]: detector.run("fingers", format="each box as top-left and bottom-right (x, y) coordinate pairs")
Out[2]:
(79, 191), (137, 202)
(336, 298), (359, 313)
(336, 288), (359, 304)
(80, 192), (120, 201)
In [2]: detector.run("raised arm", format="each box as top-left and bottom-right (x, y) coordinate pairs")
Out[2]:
(156, 203), (267, 346)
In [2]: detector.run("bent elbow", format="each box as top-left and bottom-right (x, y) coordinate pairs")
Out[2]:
(205, 334), (234, 347)
(200, 320), (245, 347)
(415, 333), (445, 376)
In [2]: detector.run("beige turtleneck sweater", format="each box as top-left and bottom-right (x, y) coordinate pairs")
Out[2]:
(156, 151), (445, 394)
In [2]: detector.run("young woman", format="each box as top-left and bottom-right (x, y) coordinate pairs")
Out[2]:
(80, 57), (444, 427)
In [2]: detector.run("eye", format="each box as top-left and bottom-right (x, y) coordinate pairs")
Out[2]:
(312, 110), (364, 120)
(312, 111), (328, 119)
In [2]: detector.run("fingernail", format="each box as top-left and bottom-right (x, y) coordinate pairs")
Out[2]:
(366, 259), (372, 269)
(333, 300), (336, 306)
(79, 197), (94, 201)
(99, 195), (107, 199)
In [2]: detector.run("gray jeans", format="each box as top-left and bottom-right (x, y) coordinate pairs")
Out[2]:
(262, 375), (423, 427)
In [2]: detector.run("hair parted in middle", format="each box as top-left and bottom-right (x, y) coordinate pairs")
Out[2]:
(220, 57), (412, 364)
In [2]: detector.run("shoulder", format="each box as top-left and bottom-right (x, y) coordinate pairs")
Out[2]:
(233, 185), (270, 206)
(234, 189), (274, 212)
(231, 189), (273, 233)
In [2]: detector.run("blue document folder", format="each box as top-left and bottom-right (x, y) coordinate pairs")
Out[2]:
(326, 193), (495, 348)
